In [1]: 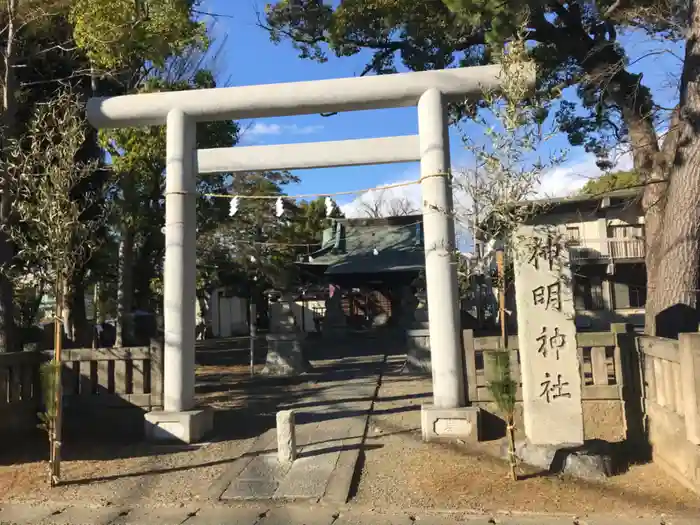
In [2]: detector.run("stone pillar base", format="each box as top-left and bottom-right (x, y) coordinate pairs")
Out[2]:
(262, 333), (310, 376)
(144, 408), (213, 443)
(421, 404), (480, 443)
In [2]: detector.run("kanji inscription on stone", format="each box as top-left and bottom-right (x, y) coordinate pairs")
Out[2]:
(536, 326), (566, 359)
(513, 225), (584, 446)
(527, 235), (560, 271)
(532, 281), (562, 311)
(539, 372), (572, 403)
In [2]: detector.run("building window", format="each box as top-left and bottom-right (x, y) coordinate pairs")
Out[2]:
(566, 226), (581, 245)
(574, 274), (605, 311)
(629, 285), (646, 308)
(608, 224), (644, 239)
(611, 264), (647, 309)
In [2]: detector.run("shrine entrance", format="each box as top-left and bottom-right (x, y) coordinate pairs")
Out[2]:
(87, 64), (523, 443)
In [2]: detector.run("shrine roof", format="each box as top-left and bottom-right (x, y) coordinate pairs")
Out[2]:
(299, 215), (425, 275)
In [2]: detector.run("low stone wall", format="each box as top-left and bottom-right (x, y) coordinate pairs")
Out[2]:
(639, 334), (700, 494)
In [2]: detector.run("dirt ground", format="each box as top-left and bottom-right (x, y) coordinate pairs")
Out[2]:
(0, 337), (381, 508)
(0, 362), (273, 506)
(2, 342), (700, 519)
(354, 357), (700, 517)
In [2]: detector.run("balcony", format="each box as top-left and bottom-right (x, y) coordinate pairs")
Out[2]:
(569, 238), (645, 262)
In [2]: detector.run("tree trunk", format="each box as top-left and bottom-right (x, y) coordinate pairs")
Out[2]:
(115, 227), (135, 347)
(642, 7), (700, 337)
(133, 235), (158, 311)
(68, 272), (89, 346)
(61, 278), (72, 343)
(0, 0), (19, 352)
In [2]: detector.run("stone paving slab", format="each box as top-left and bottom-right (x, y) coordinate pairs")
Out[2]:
(0, 503), (61, 525)
(0, 503), (695, 525)
(109, 506), (199, 525)
(186, 506), (265, 525)
(217, 357), (382, 504)
(223, 479), (281, 500)
(37, 506), (130, 525)
(257, 505), (338, 525)
(273, 448), (340, 500)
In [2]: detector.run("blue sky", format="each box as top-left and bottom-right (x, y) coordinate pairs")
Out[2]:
(199, 0), (683, 214)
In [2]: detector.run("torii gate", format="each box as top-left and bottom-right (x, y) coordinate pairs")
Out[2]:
(87, 65), (528, 443)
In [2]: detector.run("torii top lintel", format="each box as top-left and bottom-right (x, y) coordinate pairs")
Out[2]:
(86, 64), (534, 129)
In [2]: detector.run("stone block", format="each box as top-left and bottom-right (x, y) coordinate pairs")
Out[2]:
(144, 408), (213, 443)
(513, 225), (584, 446)
(420, 404), (480, 443)
(501, 439), (614, 481)
(404, 329), (431, 374)
(277, 410), (297, 464)
(262, 333), (310, 376)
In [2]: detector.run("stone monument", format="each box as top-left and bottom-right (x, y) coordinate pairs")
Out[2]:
(322, 284), (347, 338)
(262, 293), (310, 376)
(513, 226), (584, 446)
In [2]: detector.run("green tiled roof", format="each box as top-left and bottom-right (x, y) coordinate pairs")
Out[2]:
(301, 216), (425, 275)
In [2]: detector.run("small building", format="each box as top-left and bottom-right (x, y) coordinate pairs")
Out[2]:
(476, 188), (646, 331)
(297, 215), (426, 331)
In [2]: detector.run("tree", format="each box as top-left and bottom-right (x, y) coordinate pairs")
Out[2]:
(0, 0), (70, 350)
(454, 35), (563, 260)
(262, 0), (700, 336)
(579, 170), (642, 195)
(0, 0), (203, 350)
(2, 88), (105, 485)
(103, 70), (239, 345)
(487, 350), (518, 480)
(357, 190), (418, 218)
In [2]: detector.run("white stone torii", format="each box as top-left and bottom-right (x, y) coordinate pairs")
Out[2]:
(87, 65), (524, 443)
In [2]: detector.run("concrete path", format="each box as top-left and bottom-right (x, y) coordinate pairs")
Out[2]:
(209, 354), (385, 504)
(0, 502), (693, 525)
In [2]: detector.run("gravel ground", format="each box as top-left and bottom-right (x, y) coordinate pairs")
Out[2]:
(5, 341), (698, 519)
(353, 357), (700, 518)
(0, 363), (272, 506)
(0, 341), (385, 508)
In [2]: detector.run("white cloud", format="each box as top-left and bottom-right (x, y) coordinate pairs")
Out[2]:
(339, 152), (634, 250)
(244, 122), (324, 139)
(289, 124), (324, 135)
(247, 122), (283, 136)
(534, 151), (634, 198)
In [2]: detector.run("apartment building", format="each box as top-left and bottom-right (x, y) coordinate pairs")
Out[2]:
(475, 188), (646, 331)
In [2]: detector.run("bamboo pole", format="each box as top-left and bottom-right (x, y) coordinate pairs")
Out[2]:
(496, 248), (516, 481)
(249, 302), (256, 378)
(92, 282), (99, 350)
(496, 249), (507, 349)
(51, 278), (64, 487)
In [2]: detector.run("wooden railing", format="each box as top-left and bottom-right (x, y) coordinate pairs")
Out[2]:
(464, 329), (624, 403)
(0, 341), (163, 434)
(639, 337), (684, 417)
(568, 238), (645, 262)
(609, 238), (645, 260)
